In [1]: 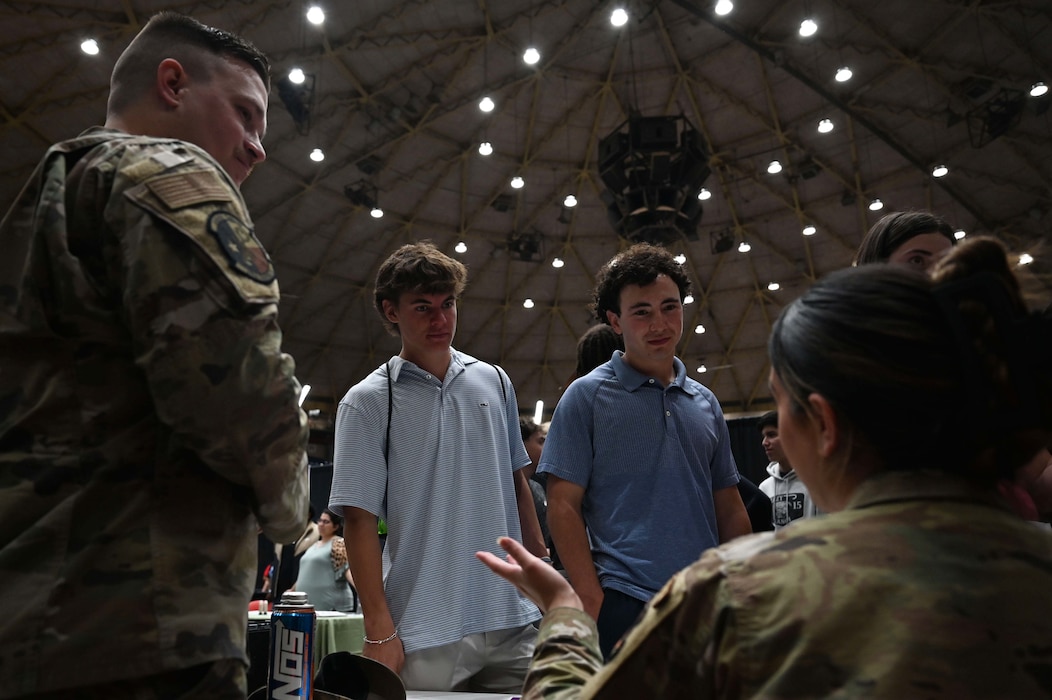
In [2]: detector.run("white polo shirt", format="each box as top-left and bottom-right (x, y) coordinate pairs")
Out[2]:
(329, 349), (539, 653)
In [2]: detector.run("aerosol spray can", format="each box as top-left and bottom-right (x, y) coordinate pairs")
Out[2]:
(268, 590), (315, 699)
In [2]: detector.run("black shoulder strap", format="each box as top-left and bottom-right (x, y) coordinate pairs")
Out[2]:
(493, 363), (508, 406)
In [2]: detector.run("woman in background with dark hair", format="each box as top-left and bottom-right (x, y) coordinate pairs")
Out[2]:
(853, 209), (956, 272)
(294, 508), (356, 612)
(478, 236), (1052, 699)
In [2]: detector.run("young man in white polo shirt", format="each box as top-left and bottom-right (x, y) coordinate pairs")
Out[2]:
(329, 241), (546, 692)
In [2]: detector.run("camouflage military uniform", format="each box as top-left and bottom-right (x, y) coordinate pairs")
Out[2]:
(0, 128), (309, 697)
(524, 471), (1052, 698)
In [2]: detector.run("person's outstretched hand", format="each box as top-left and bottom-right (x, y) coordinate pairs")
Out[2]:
(477, 536), (583, 614)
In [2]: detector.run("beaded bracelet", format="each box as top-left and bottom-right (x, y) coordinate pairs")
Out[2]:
(363, 630), (399, 645)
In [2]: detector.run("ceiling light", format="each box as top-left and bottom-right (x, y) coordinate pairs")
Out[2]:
(610, 8), (629, 26)
(802, 224), (817, 236)
(767, 160), (782, 174)
(479, 96), (495, 112)
(715, 0), (734, 16)
(1031, 82), (1049, 98)
(697, 364), (708, 373)
(455, 241), (468, 253)
(1019, 253), (1034, 266)
(478, 141), (493, 156)
(298, 384), (312, 406)
(563, 194), (577, 207)
(684, 294), (695, 304)
(288, 68), (306, 84)
(309, 148), (324, 162)
(953, 229), (966, 240)
(818, 118), (834, 133)
(306, 5), (325, 24)
(694, 324), (706, 334)
(835, 66), (853, 82)
(799, 19), (818, 37)
(552, 257), (564, 268)
(523, 298), (535, 309)
(767, 282), (780, 291)
(931, 164), (949, 178)
(510, 176), (525, 189)
(523, 47), (540, 65)
(674, 254), (687, 264)
(370, 207), (384, 219)
(534, 400), (544, 424)
(80, 38), (100, 55)
(869, 198), (884, 211)
(738, 240), (751, 253)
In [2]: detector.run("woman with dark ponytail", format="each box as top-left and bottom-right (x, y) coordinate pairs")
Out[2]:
(477, 236), (1052, 699)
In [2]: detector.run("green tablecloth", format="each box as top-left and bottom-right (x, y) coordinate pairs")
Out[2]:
(248, 611), (365, 668)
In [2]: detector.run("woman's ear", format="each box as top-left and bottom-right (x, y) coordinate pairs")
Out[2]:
(806, 393), (841, 458)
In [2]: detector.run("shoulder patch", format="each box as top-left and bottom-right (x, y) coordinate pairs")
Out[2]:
(147, 170), (231, 210)
(207, 211), (276, 284)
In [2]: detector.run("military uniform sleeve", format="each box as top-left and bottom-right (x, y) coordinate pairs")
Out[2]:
(111, 145), (308, 543)
(524, 553), (728, 700)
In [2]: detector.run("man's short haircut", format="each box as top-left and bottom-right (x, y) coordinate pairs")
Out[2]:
(592, 243), (693, 324)
(853, 210), (955, 266)
(575, 324), (624, 377)
(107, 12), (271, 116)
(374, 241), (468, 335)
(757, 410), (778, 432)
(520, 417), (540, 442)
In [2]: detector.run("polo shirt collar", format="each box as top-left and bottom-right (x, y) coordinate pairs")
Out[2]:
(610, 352), (696, 394)
(387, 347), (476, 382)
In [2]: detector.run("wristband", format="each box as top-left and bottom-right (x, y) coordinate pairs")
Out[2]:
(363, 630), (399, 645)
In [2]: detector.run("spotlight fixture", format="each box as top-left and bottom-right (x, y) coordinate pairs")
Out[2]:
(767, 282), (780, 291)
(1019, 253), (1034, 266)
(767, 160), (782, 174)
(714, 0), (734, 16)
(697, 187), (711, 200)
(694, 324), (706, 334)
(479, 96), (495, 112)
(507, 230), (544, 262)
(510, 176), (525, 189)
(835, 67), (853, 82)
(869, 198), (884, 211)
(309, 148), (325, 162)
(610, 8), (628, 26)
(598, 114), (712, 245)
(674, 254), (687, 264)
(478, 142), (493, 156)
(684, 294), (694, 304)
(799, 19), (817, 37)
(343, 179), (382, 215)
(288, 68), (306, 84)
(455, 241), (468, 253)
(552, 257), (565, 268)
(564, 194), (578, 208)
(277, 72), (315, 136)
(523, 47), (540, 65)
(306, 5), (325, 24)
(1031, 82), (1049, 98)
(523, 298), (535, 309)
(817, 118), (834, 133)
(697, 364), (708, 373)
(802, 224), (816, 236)
(931, 164), (948, 178)
(80, 38), (100, 55)
(953, 229), (966, 240)
(738, 240), (751, 253)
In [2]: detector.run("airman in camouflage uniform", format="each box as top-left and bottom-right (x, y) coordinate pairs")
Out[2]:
(520, 471), (1052, 698)
(0, 13), (308, 700)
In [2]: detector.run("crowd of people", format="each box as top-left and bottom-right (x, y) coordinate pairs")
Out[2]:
(1, 10), (1049, 700)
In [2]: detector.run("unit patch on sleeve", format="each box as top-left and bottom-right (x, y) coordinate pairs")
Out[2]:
(206, 210), (276, 284)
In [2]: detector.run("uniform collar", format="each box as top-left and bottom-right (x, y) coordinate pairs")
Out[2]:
(847, 470), (1005, 512)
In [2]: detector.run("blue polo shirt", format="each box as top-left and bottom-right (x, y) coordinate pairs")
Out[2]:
(329, 350), (538, 653)
(538, 351), (739, 602)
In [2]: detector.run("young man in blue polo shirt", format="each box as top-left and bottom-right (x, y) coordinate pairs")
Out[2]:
(538, 242), (752, 660)
(329, 241), (546, 692)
